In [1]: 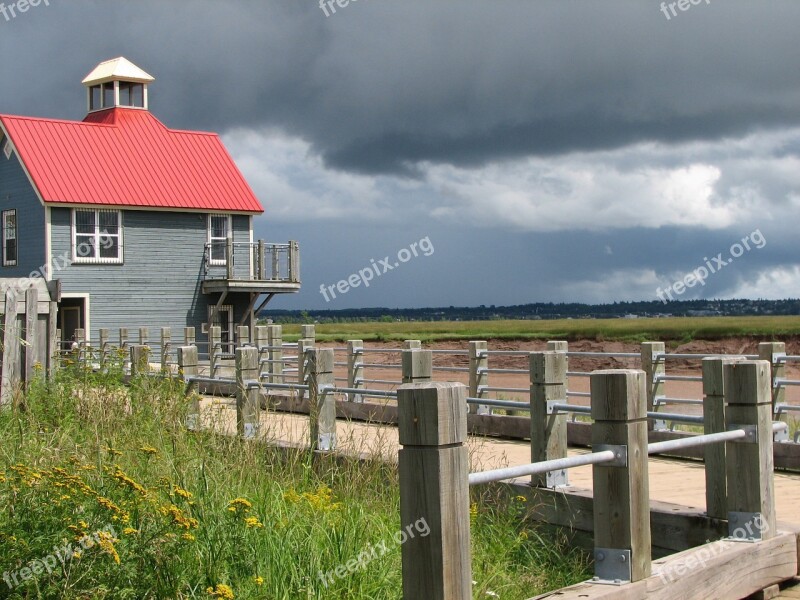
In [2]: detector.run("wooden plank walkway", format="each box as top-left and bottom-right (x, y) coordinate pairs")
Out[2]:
(201, 398), (800, 525)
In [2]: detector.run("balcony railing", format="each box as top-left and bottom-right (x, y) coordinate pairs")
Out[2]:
(203, 240), (300, 283)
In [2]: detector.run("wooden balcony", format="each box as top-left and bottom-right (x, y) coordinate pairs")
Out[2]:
(201, 240), (301, 295)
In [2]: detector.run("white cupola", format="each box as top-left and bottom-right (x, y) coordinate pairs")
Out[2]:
(82, 57), (155, 113)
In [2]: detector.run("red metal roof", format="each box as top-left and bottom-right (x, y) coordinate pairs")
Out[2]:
(0, 108), (264, 213)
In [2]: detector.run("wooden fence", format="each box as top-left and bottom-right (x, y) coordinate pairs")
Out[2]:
(0, 280), (59, 407)
(12, 320), (800, 599)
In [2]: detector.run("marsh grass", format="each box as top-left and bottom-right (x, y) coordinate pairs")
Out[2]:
(0, 365), (588, 599)
(280, 316), (800, 343)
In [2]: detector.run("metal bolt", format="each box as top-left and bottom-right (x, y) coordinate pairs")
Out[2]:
(597, 552), (605, 561)
(619, 554), (627, 562)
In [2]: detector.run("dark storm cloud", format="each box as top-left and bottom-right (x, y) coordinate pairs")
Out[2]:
(2, 0), (800, 175)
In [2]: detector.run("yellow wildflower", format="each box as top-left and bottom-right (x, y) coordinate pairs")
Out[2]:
(207, 584), (235, 599)
(139, 446), (159, 456)
(244, 516), (264, 529)
(253, 576), (264, 586)
(98, 531), (121, 565)
(123, 527), (138, 535)
(181, 533), (196, 542)
(515, 495), (527, 503)
(227, 498), (252, 512)
(173, 486), (193, 500)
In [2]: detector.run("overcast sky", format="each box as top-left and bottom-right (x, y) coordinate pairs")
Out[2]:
(2, 0), (799, 310)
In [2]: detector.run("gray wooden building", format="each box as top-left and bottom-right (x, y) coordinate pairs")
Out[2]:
(0, 57), (300, 349)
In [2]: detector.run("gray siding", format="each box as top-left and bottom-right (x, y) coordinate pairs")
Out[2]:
(50, 207), (252, 342)
(0, 146), (46, 278)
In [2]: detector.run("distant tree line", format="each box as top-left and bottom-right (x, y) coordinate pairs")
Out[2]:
(260, 299), (800, 324)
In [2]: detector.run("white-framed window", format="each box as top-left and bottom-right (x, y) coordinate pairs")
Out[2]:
(2, 209), (16, 267)
(2, 138), (12, 160)
(208, 214), (231, 266)
(72, 209), (123, 264)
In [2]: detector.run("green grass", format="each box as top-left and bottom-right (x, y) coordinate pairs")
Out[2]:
(279, 316), (800, 343)
(0, 363), (588, 599)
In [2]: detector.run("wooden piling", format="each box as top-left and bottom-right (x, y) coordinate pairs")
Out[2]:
(402, 349), (432, 384)
(398, 382), (471, 600)
(307, 348), (336, 451)
(469, 341), (489, 414)
(724, 360), (776, 540)
(591, 369), (651, 582)
(530, 351), (568, 488)
(347, 340), (364, 403)
(235, 346), (260, 439)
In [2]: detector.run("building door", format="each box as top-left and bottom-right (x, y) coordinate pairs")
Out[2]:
(209, 304), (234, 353)
(57, 298), (86, 344)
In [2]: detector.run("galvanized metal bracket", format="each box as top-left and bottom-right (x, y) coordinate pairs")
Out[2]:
(318, 432), (336, 452)
(243, 423), (259, 440)
(545, 400), (561, 415)
(727, 424), (758, 444)
(546, 469), (569, 488)
(592, 548), (631, 585)
(594, 444), (628, 467)
(476, 404), (492, 416)
(774, 424), (789, 443)
(728, 511), (766, 541)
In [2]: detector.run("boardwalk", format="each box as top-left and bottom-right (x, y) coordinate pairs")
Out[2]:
(202, 397), (800, 524)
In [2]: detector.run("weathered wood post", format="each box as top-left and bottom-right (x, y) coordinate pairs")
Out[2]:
(547, 340), (569, 391)
(398, 382), (471, 600)
(257, 239), (266, 280)
(307, 348), (336, 451)
(267, 325), (283, 383)
(297, 339), (314, 399)
(119, 328), (129, 371)
(236, 325), (250, 348)
(48, 302), (58, 377)
(468, 341), (489, 415)
(759, 342), (786, 418)
(402, 349), (432, 384)
(301, 324), (316, 344)
(1, 289), (21, 406)
(235, 346), (260, 439)
(703, 357), (732, 520)
(289, 240), (300, 282)
(99, 328), (109, 370)
(530, 351), (569, 488)
(641, 342), (665, 431)
(178, 346), (200, 431)
(130, 345), (150, 378)
(347, 340), (364, 403)
(23, 287), (38, 384)
(724, 360), (776, 540)
(591, 369), (651, 583)
(254, 326), (269, 381)
(74, 328), (87, 368)
(160, 327), (171, 373)
(405, 340), (422, 350)
(226, 238), (234, 280)
(184, 327), (196, 347)
(209, 326), (222, 375)
(139, 327), (148, 347)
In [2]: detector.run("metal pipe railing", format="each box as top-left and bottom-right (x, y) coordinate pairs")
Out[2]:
(469, 450), (617, 486)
